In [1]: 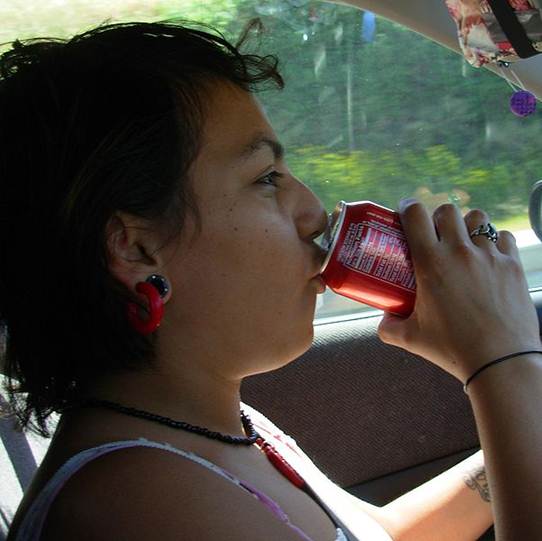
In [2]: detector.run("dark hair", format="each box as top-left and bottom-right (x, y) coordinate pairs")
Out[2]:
(0, 19), (284, 436)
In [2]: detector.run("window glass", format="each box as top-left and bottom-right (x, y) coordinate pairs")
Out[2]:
(2, 0), (541, 321)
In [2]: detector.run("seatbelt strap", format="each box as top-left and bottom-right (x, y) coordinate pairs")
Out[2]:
(0, 394), (37, 491)
(487, 0), (540, 58)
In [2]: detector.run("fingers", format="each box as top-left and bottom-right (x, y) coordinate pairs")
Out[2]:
(496, 230), (519, 257)
(378, 311), (413, 349)
(399, 199), (519, 263)
(438, 207), (518, 258)
(464, 209), (498, 252)
(432, 203), (470, 244)
(397, 199), (439, 261)
(462, 209), (519, 258)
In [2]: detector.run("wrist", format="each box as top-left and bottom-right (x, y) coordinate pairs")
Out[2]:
(465, 352), (542, 396)
(463, 350), (542, 393)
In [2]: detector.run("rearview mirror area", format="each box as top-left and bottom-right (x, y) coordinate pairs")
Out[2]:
(529, 180), (542, 242)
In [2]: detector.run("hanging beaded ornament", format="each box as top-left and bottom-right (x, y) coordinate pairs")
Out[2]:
(500, 62), (537, 117)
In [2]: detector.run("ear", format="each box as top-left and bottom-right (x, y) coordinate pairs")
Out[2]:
(106, 212), (172, 302)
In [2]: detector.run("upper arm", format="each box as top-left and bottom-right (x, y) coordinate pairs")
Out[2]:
(41, 447), (305, 541)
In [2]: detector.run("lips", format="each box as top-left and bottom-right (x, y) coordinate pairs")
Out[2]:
(311, 274), (326, 294)
(306, 241), (328, 290)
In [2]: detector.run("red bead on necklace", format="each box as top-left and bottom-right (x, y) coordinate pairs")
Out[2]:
(255, 437), (306, 489)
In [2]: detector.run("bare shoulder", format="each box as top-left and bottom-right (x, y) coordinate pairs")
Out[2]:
(42, 445), (303, 541)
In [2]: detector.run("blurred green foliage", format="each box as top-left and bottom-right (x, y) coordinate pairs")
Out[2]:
(2, 0), (540, 225)
(287, 144), (526, 218)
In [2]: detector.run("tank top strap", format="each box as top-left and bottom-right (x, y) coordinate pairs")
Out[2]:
(15, 438), (333, 541)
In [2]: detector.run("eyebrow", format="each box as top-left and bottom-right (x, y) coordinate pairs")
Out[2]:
(238, 135), (285, 163)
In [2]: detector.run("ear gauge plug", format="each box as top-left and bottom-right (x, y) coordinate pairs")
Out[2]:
(126, 275), (169, 335)
(145, 274), (169, 298)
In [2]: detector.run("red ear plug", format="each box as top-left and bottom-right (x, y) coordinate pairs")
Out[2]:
(127, 281), (164, 335)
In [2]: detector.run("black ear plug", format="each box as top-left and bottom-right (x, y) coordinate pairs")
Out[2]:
(145, 274), (169, 298)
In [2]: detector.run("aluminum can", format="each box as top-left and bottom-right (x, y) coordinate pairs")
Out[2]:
(320, 201), (416, 316)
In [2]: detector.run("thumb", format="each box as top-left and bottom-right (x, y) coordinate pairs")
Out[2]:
(377, 311), (414, 349)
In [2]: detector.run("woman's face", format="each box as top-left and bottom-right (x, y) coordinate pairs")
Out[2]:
(159, 81), (327, 378)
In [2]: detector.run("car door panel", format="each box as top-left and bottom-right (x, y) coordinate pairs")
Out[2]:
(242, 314), (478, 489)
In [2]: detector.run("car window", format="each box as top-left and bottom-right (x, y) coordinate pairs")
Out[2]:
(3, 0), (541, 321)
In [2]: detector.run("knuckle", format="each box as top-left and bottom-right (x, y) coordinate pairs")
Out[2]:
(377, 322), (396, 346)
(398, 322), (421, 351)
(451, 241), (476, 264)
(465, 208), (488, 222)
(429, 250), (447, 269)
(434, 203), (457, 218)
(454, 241), (473, 258)
(415, 251), (448, 285)
(485, 251), (499, 268)
(499, 230), (516, 243)
(507, 256), (525, 276)
(378, 318), (408, 348)
(402, 201), (424, 218)
(377, 324), (389, 343)
(400, 326), (414, 348)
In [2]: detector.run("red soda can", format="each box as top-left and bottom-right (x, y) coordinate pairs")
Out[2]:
(320, 201), (416, 317)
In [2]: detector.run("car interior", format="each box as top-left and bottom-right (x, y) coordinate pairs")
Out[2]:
(2, 0), (542, 540)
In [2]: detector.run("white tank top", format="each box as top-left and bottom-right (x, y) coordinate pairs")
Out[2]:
(13, 404), (393, 541)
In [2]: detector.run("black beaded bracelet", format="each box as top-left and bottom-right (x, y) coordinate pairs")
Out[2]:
(463, 350), (542, 394)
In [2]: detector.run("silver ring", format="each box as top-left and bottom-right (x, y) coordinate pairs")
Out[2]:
(469, 223), (498, 243)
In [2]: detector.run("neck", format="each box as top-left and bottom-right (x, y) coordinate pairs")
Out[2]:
(85, 365), (246, 437)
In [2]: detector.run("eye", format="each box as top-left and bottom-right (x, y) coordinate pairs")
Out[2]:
(257, 171), (284, 188)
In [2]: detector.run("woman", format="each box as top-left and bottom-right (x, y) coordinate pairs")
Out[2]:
(1, 20), (541, 540)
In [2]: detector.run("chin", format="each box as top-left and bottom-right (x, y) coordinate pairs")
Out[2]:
(280, 326), (315, 366)
(246, 326), (315, 377)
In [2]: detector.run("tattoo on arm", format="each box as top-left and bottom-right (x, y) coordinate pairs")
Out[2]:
(463, 465), (491, 503)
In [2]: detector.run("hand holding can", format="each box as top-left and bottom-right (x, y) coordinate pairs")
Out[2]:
(377, 200), (541, 382)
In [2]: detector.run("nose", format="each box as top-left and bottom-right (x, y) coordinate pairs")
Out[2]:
(295, 181), (328, 242)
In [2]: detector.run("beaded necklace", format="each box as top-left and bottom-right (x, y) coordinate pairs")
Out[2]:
(83, 399), (307, 490)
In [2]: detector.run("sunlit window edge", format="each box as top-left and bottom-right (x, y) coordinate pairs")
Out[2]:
(314, 307), (383, 326)
(315, 286), (542, 326)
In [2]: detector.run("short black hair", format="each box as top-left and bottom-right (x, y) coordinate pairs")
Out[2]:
(0, 19), (283, 436)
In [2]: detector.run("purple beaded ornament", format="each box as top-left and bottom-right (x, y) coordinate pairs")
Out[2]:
(510, 90), (537, 117)
(499, 63), (537, 118)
